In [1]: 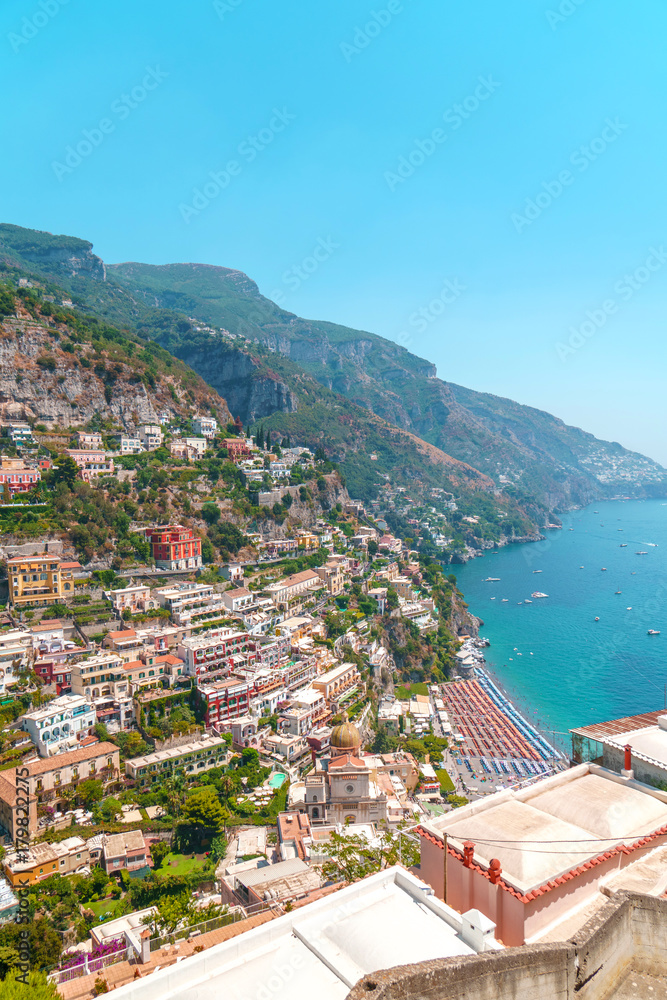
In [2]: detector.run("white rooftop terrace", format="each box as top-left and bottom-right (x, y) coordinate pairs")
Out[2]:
(110, 867), (499, 1000)
(422, 764), (667, 893)
(607, 715), (667, 767)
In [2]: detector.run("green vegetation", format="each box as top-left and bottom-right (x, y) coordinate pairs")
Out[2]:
(395, 682), (429, 699)
(435, 768), (455, 792)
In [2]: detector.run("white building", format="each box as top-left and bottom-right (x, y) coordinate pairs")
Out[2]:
(104, 584), (156, 615)
(21, 694), (96, 757)
(114, 436), (144, 455)
(138, 424), (163, 450)
(221, 587), (254, 614)
(75, 431), (104, 450)
(183, 436), (207, 457)
(155, 582), (216, 616)
(70, 652), (133, 732)
(192, 416), (218, 439)
(106, 867), (499, 1000)
(0, 629), (31, 694)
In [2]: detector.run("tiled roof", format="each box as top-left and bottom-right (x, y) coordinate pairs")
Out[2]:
(570, 711), (666, 741)
(19, 741), (119, 777)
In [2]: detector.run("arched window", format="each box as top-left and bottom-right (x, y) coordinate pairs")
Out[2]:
(312, 807), (319, 819)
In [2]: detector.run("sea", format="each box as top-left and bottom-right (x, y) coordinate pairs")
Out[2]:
(451, 498), (667, 752)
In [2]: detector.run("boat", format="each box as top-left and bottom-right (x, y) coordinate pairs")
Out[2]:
(501, 598), (509, 602)
(648, 629), (661, 636)
(569, 527), (574, 531)
(531, 592), (549, 598)
(517, 602), (523, 605)
(620, 543), (627, 547)
(636, 551), (648, 555)
(615, 590), (622, 595)
(484, 577), (501, 582)
(601, 567), (607, 571)
(595, 617), (600, 622)
(627, 607), (632, 610)
(524, 599), (533, 604)
(533, 570), (542, 574)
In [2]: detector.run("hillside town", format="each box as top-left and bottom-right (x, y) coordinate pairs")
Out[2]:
(0, 418), (666, 1000)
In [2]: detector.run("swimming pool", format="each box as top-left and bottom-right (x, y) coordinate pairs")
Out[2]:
(268, 773), (286, 789)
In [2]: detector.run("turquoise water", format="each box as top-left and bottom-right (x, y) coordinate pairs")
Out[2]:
(269, 772), (286, 788)
(452, 499), (667, 747)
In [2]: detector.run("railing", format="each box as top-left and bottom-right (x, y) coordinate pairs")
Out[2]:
(48, 945), (128, 985)
(148, 901), (278, 952)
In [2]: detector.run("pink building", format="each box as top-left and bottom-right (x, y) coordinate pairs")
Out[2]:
(417, 763), (667, 946)
(66, 449), (114, 482)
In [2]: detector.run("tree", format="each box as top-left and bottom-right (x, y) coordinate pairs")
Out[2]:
(178, 786), (226, 846)
(371, 728), (396, 755)
(150, 841), (170, 870)
(0, 971), (59, 999)
(1, 483), (10, 505)
(77, 779), (103, 809)
(100, 797), (122, 822)
(51, 456), (80, 489)
(201, 502), (220, 525)
(321, 827), (419, 883)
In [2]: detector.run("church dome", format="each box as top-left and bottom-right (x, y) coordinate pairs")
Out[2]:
(330, 712), (361, 753)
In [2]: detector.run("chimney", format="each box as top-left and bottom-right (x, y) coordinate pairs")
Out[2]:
(463, 841), (475, 868)
(489, 859), (502, 885)
(622, 743), (634, 779)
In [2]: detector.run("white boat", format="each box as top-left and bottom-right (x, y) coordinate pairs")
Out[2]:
(533, 570), (542, 574)
(648, 629), (661, 636)
(620, 544), (627, 547)
(636, 551), (648, 555)
(501, 598), (509, 602)
(524, 599), (533, 604)
(531, 592), (549, 598)
(484, 577), (501, 582)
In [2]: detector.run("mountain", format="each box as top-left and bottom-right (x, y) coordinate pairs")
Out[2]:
(1, 223), (665, 516)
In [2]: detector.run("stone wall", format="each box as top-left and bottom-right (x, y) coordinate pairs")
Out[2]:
(604, 745), (667, 790)
(346, 893), (667, 1000)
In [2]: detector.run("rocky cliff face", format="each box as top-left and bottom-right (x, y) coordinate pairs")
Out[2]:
(0, 309), (230, 429)
(171, 342), (298, 423)
(0, 224), (106, 282)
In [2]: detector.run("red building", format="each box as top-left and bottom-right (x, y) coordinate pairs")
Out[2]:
(225, 439), (251, 460)
(149, 525), (202, 571)
(33, 661), (72, 694)
(197, 677), (253, 726)
(0, 463), (40, 495)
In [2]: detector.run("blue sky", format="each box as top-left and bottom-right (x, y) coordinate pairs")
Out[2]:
(2, 0), (666, 462)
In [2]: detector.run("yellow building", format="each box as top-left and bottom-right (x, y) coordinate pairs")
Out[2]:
(6, 554), (79, 608)
(3, 837), (90, 887)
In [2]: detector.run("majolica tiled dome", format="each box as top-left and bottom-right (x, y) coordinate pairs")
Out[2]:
(330, 711), (361, 753)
